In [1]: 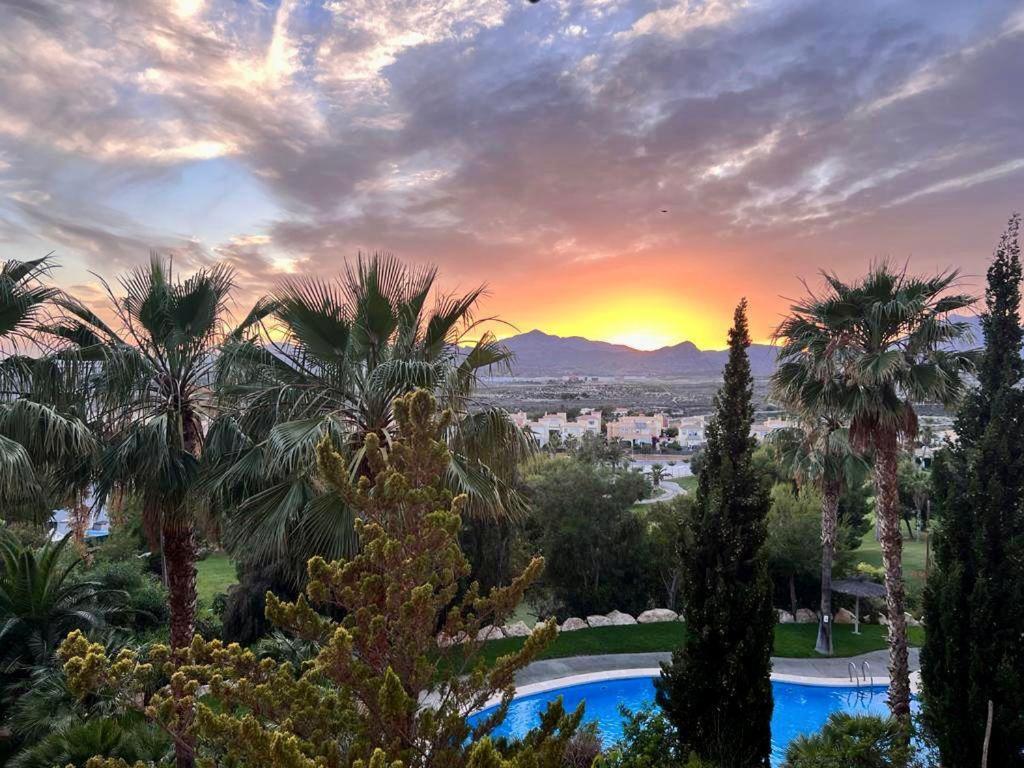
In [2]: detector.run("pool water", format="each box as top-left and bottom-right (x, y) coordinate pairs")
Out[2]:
(471, 676), (890, 765)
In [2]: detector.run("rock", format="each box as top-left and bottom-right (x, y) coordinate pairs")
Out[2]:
(502, 621), (532, 637)
(795, 608), (817, 624)
(605, 610), (637, 626)
(477, 625), (505, 642)
(905, 612), (921, 627)
(560, 617), (588, 632)
(535, 619), (559, 634)
(834, 608), (857, 625)
(436, 631), (468, 648)
(637, 608), (679, 624)
(878, 614), (890, 627)
(776, 609), (795, 624)
(586, 614), (613, 628)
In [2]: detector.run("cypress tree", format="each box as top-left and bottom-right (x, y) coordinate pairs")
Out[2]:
(923, 214), (1024, 766)
(655, 299), (774, 768)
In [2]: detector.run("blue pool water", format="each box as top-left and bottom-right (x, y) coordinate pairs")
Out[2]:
(471, 677), (890, 765)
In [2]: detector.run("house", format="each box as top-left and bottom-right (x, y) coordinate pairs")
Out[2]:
(511, 408), (603, 447)
(750, 417), (795, 442)
(606, 413), (668, 448)
(669, 414), (708, 450)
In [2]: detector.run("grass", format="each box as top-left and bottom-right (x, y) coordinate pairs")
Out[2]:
(855, 522), (931, 595)
(478, 621), (925, 666)
(195, 552), (237, 607)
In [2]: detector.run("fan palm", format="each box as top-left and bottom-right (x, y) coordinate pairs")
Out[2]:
(0, 257), (96, 518)
(209, 253), (532, 577)
(46, 256), (267, 650)
(774, 263), (975, 719)
(766, 420), (865, 655)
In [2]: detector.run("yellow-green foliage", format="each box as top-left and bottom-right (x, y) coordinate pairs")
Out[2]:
(60, 391), (580, 768)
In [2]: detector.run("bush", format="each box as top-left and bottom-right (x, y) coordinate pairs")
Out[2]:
(782, 713), (915, 768)
(596, 707), (681, 768)
(86, 559), (168, 633)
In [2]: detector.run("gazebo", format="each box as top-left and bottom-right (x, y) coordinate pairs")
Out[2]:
(832, 577), (887, 634)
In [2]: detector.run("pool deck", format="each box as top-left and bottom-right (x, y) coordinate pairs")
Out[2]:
(514, 648), (919, 689)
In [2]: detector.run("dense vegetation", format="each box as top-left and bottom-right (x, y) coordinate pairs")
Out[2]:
(2, 229), (1024, 766)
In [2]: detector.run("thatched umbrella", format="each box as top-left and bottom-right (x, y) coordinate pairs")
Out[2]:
(832, 577), (887, 634)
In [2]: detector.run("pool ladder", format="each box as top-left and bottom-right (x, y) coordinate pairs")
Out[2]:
(847, 660), (874, 688)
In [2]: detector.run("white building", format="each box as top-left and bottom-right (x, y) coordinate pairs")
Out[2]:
(750, 417), (796, 442)
(512, 408), (603, 447)
(606, 413), (668, 448)
(669, 414), (708, 450)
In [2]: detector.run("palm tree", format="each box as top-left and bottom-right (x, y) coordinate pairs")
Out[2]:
(0, 257), (95, 520)
(765, 420), (865, 655)
(208, 253), (532, 578)
(0, 534), (120, 686)
(774, 264), (975, 719)
(47, 256), (265, 650)
(650, 462), (667, 486)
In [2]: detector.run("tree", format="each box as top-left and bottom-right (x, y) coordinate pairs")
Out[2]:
(0, 533), (120, 703)
(763, 418), (867, 655)
(645, 496), (689, 611)
(49, 257), (266, 768)
(525, 455), (652, 616)
(649, 463), (666, 486)
(59, 390), (583, 768)
(764, 483), (828, 619)
(655, 300), (774, 768)
(0, 256), (96, 523)
(774, 264), (975, 720)
(923, 215), (1024, 766)
(209, 254), (532, 582)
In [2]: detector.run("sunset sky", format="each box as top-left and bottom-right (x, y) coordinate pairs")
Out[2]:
(2, 0), (1023, 349)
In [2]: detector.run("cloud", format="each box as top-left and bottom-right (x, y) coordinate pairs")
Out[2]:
(1, 0), (1023, 344)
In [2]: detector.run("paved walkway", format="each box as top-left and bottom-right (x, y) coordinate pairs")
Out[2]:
(637, 481), (685, 505)
(516, 648), (919, 687)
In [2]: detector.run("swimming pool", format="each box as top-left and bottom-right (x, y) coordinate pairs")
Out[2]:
(471, 676), (890, 765)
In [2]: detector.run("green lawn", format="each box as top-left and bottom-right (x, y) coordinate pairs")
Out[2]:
(195, 552), (237, 606)
(477, 621), (924, 666)
(855, 523), (931, 594)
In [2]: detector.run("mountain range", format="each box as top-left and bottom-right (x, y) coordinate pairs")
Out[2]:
(493, 330), (779, 378)
(493, 314), (983, 378)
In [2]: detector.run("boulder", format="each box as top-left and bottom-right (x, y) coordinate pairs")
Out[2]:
(878, 614), (890, 627)
(795, 608), (817, 624)
(834, 608), (857, 625)
(905, 612), (922, 628)
(535, 619), (559, 634)
(586, 614), (613, 628)
(477, 625), (505, 642)
(605, 610), (637, 626)
(637, 608), (679, 624)
(776, 609), (795, 624)
(436, 631), (468, 648)
(560, 617), (588, 632)
(502, 621), (532, 637)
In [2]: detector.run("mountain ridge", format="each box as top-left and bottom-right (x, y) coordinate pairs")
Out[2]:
(487, 328), (778, 377)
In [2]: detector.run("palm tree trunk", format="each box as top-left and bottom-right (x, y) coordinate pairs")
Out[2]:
(163, 521), (197, 768)
(875, 435), (911, 721)
(815, 484), (839, 656)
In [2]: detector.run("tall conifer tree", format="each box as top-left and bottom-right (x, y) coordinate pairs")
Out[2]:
(655, 299), (774, 768)
(923, 214), (1024, 766)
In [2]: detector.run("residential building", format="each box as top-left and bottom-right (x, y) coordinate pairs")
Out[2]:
(512, 408), (603, 447)
(606, 412), (668, 447)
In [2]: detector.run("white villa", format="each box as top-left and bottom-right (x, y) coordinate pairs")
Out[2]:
(606, 413), (668, 448)
(512, 408), (603, 447)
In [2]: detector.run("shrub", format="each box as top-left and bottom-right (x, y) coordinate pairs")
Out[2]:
(782, 713), (914, 768)
(596, 706), (681, 768)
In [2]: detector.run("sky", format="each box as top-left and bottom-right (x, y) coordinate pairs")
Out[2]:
(1, 0), (1023, 350)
